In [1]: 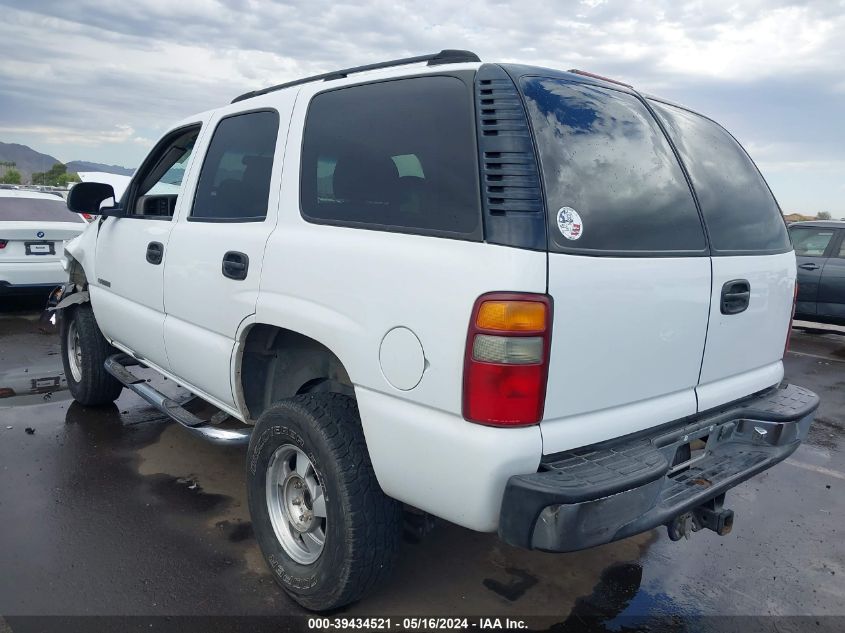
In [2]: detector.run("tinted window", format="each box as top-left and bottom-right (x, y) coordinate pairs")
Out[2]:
(300, 76), (481, 236)
(521, 78), (705, 254)
(191, 111), (279, 221)
(789, 227), (836, 256)
(650, 101), (791, 254)
(0, 196), (83, 223)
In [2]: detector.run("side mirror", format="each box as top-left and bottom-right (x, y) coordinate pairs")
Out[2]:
(67, 182), (122, 217)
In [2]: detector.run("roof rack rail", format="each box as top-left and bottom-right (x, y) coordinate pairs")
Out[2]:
(232, 49), (481, 104)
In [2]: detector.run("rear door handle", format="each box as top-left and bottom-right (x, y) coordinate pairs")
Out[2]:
(798, 263), (820, 271)
(146, 241), (164, 265)
(720, 279), (750, 315)
(222, 251), (249, 280)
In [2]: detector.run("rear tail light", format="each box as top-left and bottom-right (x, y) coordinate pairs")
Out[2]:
(463, 293), (552, 427)
(783, 280), (798, 358)
(0, 240), (7, 249)
(81, 213), (94, 221)
(0, 387), (15, 398)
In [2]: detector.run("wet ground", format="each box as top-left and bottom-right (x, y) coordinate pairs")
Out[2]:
(0, 297), (843, 630)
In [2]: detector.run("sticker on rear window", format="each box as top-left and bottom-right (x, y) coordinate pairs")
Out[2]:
(557, 207), (583, 240)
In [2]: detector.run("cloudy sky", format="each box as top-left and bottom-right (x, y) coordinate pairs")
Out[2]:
(1, 0), (843, 215)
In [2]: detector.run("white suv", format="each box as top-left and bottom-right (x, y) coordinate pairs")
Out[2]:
(58, 50), (818, 611)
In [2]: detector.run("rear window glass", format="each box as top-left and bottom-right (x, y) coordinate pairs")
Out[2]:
(649, 101), (791, 255)
(300, 76), (481, 237)
(0, 196), (83, 223)
(521, 78), (705, 254)
(789, 227), (836, 257)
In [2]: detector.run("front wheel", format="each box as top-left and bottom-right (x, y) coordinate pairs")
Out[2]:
(60, 303), (123, 406)
(247, 394), (401, 611)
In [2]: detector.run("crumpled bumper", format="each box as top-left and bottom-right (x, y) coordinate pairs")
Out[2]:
(499, 383), (819, 551)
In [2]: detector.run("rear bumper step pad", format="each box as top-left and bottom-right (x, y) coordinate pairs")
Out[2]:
(499, 383), (819, 551)
(104, 353), (252, 446)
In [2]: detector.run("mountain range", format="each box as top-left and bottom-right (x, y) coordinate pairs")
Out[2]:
(0, 141), (134, 181)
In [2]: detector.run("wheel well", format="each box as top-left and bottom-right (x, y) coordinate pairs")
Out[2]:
(239, 325), (354, 422)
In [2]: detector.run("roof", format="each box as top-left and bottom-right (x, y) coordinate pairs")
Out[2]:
(0, 189), (66, 202)
(788, 220), (845, 229)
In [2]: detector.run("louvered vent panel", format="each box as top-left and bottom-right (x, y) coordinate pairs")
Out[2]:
(475, 65), (546, 249)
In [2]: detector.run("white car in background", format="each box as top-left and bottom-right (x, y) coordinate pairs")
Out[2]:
(0, 189), (86, 296)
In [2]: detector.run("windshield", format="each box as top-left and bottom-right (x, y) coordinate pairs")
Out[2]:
(0, 196), (84, 223)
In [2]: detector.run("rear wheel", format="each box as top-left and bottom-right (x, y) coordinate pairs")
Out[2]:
(247, 394), (401, 611)
(60, 304), (123, 406)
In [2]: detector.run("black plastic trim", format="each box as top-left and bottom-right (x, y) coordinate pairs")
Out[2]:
(186, 216), (267, 223)
(474, 64), (547, 251)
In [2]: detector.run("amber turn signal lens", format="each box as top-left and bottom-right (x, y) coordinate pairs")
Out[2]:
(476, 300), (547, 332)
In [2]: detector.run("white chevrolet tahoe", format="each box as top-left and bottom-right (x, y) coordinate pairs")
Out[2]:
(57, 50), (818, 611)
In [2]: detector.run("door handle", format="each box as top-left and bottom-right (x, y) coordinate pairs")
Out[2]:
(222, 251), (249, 280)
(720, 279), (751, 315)
(798, 263), (820, 271)
(146, 241), (164, 265)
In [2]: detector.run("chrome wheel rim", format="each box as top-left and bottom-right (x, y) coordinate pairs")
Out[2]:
(67, 320), (83, 382)
(266, 444), (327, 564)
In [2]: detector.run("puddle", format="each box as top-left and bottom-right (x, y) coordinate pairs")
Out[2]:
(137, 424), (267, 575)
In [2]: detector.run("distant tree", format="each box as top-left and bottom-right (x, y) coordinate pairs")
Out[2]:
(31, 162), (77, 187)
(0, 168), (22, 184)
(817, 211), (832, 220)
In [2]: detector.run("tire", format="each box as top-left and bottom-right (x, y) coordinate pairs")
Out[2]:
(247, 394), (401, 611)
(60, 303), (123, 406)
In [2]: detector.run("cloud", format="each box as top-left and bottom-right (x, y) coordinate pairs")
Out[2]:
(0, 124), (151, 147)
(0, 0), (842, 211)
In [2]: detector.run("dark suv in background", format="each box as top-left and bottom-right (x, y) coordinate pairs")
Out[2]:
(789, 220), (845, 325)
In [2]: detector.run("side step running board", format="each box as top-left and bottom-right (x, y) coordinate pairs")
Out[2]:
(104, 353), (252, 446)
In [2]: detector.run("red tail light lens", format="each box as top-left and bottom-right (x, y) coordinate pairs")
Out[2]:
(463, 293), (552, 427)
(0, 240), (7, 249)
(783, 280), (798, 357)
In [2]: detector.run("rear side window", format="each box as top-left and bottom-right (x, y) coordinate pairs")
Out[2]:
(521, 78), (705, 255)
(191, 110), (279, 222)
(789, 227), (836, 257)
(650, 101), (791, 255)
(300, 76), (481, 237)
(0, 196), (83, 223)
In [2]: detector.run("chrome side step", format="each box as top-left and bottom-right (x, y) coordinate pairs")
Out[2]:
(104, 353), (252, 446)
